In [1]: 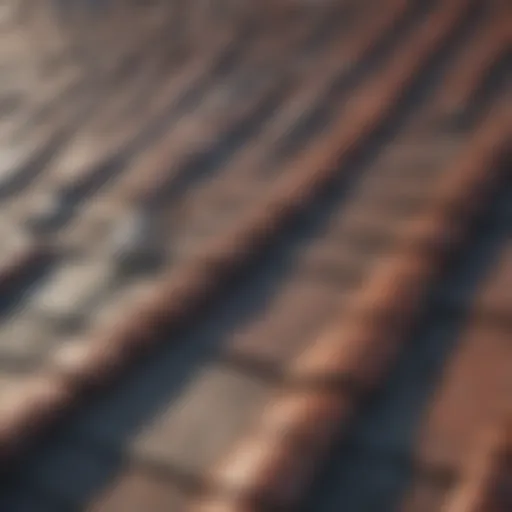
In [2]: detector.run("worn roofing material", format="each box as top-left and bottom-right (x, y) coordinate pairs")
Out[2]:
(0, 0), (510, 510)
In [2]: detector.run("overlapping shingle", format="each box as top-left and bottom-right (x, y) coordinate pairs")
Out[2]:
(0, 0), (510, 510)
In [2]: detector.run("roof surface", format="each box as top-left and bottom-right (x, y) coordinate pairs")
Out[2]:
(0, 0), (510, 511)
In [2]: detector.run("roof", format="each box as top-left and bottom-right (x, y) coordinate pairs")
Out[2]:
(0, 0), (510, 510)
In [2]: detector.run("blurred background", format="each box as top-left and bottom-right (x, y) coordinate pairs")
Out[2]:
(0, 1), (510, 511)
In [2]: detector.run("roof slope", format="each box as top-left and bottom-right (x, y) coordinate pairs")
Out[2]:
(0, 0), (510, 510)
